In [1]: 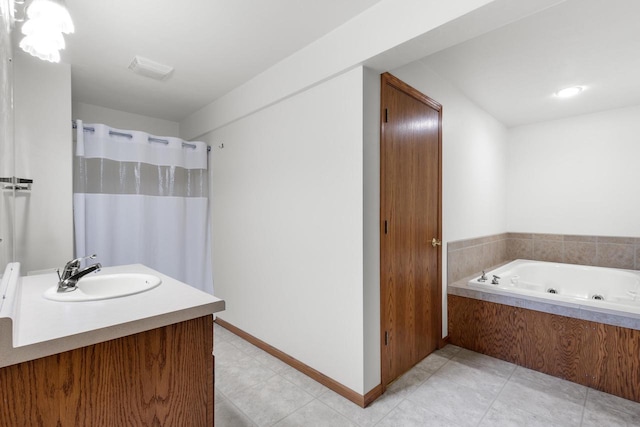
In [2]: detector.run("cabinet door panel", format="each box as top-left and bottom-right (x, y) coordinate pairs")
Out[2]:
(0, 316), (213, 427)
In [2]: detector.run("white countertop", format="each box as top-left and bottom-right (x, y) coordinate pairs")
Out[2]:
(0, 263), (225, 368)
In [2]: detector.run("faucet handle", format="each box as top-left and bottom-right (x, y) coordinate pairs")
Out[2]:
(61, 254), (98, 280)
(82, 254), (98, 265)
(66, 254), (97, 268)
(78, 253), (98, 262)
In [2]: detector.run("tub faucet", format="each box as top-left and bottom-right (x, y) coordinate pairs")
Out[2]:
(491, 275), (500, 285)
(57, 254), (102, 293)
(479, 271), (488, 282)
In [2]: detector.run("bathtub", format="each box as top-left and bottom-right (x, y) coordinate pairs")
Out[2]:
(467, 259), (640, 316)
(449, 259), (640, 404)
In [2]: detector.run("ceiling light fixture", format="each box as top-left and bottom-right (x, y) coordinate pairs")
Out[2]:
(19, 0), (74, 63)
(554, 86), (584, 98)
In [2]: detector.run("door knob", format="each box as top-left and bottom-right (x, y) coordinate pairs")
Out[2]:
(431, 238), (442, 247)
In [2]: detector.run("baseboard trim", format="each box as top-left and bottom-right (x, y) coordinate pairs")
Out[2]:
(215, 318), (381, 408)
(439, 335), (450, 349)
(363, 383), (384, 407)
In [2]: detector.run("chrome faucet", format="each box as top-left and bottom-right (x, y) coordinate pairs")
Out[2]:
(478, 270), (488, 282)
(57, 254), (102, 293)
(491, 275), (500, 285)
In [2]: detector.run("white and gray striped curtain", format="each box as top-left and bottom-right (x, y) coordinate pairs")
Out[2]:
(73, 121), (213, 294)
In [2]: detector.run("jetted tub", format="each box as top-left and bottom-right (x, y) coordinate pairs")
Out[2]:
(451, 259), (640, 404)
(468, 259), (640, 316)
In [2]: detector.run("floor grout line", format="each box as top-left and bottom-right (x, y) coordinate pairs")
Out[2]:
(475, 361), (517, 427)
(267, 398), (316, 427)
(578, 387), (590, 427)
(214, 390), (259, 427)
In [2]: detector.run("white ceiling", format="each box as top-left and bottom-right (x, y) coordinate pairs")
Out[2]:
(60, 0), (385, 122)
(18, 0), (640, 127)
(421, 0), (640, 127)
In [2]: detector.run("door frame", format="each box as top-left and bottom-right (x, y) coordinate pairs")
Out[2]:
(379, 72), (443, 391)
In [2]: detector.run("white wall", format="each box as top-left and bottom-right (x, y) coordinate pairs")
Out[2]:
(390, 60), (509, 336)
(362, 67), (381, 392)
(0, 8), (13, 268)
(14, 52), (73, 273)
(204, 67), (370, 394)
(177, 0), (560, 395)
(180, 0), (499, 140)
(507, 104), (640, 237)
(73, 102), (180, 137)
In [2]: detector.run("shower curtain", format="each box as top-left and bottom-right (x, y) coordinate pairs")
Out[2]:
(73, 121), (213, 294)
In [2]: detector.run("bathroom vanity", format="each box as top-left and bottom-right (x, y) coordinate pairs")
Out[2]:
(0, 263), (225, 426)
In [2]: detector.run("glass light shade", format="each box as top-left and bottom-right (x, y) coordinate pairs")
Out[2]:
(19, 33), (62, 62)
(19, 0), (74, 63)
(26, 0), (74, 34)
(21, 19), (67, 49)
(19, 38), (61, 62)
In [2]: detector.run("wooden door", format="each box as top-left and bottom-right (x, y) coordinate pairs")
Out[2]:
(380, 72), (442, 388)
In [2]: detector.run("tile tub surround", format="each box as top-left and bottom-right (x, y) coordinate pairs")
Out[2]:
(447, 233), (510, 284)
(447, 232), (640, 285)
(506, 233), (640, 270)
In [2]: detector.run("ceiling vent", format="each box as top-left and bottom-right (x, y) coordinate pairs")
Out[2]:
(128, 56), (174, 81)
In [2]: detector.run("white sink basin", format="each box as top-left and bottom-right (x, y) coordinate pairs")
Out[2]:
(43, 273), (162, 302)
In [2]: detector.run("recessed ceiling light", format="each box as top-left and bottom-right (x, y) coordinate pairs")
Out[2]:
(555, 86), (584, 98)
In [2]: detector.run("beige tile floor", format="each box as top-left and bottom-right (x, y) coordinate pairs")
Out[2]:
(213, 323), (640, 426)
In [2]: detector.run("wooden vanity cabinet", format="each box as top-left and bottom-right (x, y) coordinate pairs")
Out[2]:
(0, 315), (214, 426)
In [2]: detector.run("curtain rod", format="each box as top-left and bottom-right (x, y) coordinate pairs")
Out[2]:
(71, 120), (211, 152)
